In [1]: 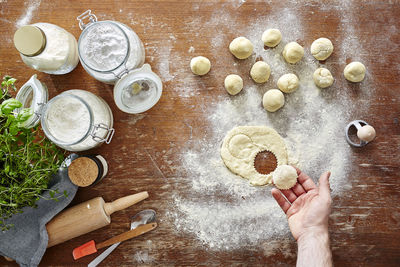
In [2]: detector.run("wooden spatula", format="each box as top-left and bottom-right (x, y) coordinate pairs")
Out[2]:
(72, 222), (157, 260)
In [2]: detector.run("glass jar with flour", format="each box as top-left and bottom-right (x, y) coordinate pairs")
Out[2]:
(13, 23), (79, 74)
(16, 75), (114, 152)
(76, 10), (163, 114)
(76, 10), (145, 84)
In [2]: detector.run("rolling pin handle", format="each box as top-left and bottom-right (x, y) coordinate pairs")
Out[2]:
(103, 191), (149, 216)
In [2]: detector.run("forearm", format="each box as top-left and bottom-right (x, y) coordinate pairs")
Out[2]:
(296, 228), (332, 267)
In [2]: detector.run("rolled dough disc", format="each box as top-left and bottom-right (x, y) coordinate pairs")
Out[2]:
(220, 126), (288, 185)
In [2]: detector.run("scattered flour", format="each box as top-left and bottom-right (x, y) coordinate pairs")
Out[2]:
(168, 1), (374, 252)
(133, 250), (154, 264)
(16, 0), (41, 28)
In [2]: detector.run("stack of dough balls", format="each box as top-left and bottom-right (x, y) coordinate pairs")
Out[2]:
(273, 165), (298, 190)
(190, 31), (366, 115)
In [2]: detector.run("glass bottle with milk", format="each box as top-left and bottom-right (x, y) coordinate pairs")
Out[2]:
(13, 23), (79, 74)
(76, 10), (163, 114)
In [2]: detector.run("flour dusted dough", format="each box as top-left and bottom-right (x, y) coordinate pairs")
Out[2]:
(273, 165), (298, 190)
(310, 38), (333, 61)
(229, 37), (254, 59)
(282, 42), (304, 64)
(190, 56), (211, 75)
(344, 61), (366, 82)
(250, 61), (271, 83)
(262, 29), (282, 47)
(313, 68), (334, 88)
(220, 126), (288, 186)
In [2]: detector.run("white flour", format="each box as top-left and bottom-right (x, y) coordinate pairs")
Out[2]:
(44, 90), (113, 151)
(45, 95), (91, 144)
(16, 0), (41, 28)
(80, 23), (128, 71)
(168, 1), (374, 252)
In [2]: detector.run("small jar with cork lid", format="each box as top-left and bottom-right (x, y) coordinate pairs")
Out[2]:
(14, 23), (79, 74)
(68, 155), (108, 187)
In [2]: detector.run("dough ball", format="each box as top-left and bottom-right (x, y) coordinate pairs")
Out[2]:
(310, 38), (334, 60)
(273, 165), (298, 190)
(190, 56), (211, 75)
(262, 29), (282, 47)
(262, 89), (284, 112)
(224, 74), (243, 95)
(282, 42), (304, 64)
(357, 125), (376, 142)
(344, 61), (366, 82)
(277, 73), (299, 93)
(313, 68), (334, 88)
(250, 61), (271, 83)
(229, 37), (254, 59)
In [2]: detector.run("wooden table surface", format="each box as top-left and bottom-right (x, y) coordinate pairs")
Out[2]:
(1, 0), (400, 266)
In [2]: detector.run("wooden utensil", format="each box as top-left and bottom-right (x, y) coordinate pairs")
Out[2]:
(72, 222), (157, 260)
(46, 191), (149, 247)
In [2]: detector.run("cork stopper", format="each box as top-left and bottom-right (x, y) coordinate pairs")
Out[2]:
(68, 157), (99, 187)
(14, 25), (46, 56)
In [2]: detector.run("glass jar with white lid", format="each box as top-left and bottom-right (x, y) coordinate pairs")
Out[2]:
(15, 75), (114, 152)
(76, 10), (163, 114)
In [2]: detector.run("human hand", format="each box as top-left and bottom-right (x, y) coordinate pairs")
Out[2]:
(271, 168), (332, 241)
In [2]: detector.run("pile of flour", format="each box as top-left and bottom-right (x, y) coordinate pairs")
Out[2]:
(165, 2), (374, 252)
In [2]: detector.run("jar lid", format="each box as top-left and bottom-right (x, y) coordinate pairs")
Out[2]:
(15, 74), (49, 128)
(14, 25), (46, 56)
(78, 21), (129, 72)
(113, 64), (163, 114)
(68, 156), (99, 187)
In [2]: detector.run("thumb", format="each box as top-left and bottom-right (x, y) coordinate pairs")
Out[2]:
(318, 171), (331, 199)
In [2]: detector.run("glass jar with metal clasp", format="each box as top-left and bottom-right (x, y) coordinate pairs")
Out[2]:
(76, 10), (163, 114)
(15, 75), (115, 152)
(76, 10), (145, 84)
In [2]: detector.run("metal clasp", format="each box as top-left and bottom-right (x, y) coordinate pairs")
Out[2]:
(91, 123), (115, 144)
(34, 102), (46, 117)
(77, 10), (98, 30)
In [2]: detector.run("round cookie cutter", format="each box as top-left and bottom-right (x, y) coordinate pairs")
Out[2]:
(345, 120), (370, 147)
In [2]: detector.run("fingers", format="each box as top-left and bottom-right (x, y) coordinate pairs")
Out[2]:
(292, 183), (306, 196)
(318, 171), (332, 200)
(271, 188), (291, 214)
(294, 166), (317, 192)
(281, 188), (298, 203)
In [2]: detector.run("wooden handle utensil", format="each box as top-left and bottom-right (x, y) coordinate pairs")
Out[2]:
(46, 191), (149, 247)
(72, 222), (158, 260)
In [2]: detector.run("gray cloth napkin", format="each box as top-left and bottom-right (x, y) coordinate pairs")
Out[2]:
(0, 154), (79, 267)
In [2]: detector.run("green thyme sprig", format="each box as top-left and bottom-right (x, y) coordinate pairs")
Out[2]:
(0, 75), (65, 231)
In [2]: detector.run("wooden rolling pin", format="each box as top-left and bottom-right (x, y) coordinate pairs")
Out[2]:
(46, 191), (149, 247)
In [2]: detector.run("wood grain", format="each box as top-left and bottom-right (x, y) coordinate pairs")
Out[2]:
(0, 0), (400, 266)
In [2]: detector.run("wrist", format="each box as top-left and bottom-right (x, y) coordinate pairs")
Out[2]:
(296, 227), (332, 267)
(297, 226), (329, 245)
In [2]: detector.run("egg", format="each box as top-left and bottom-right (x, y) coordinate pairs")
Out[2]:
(357, 125), (376, 142)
